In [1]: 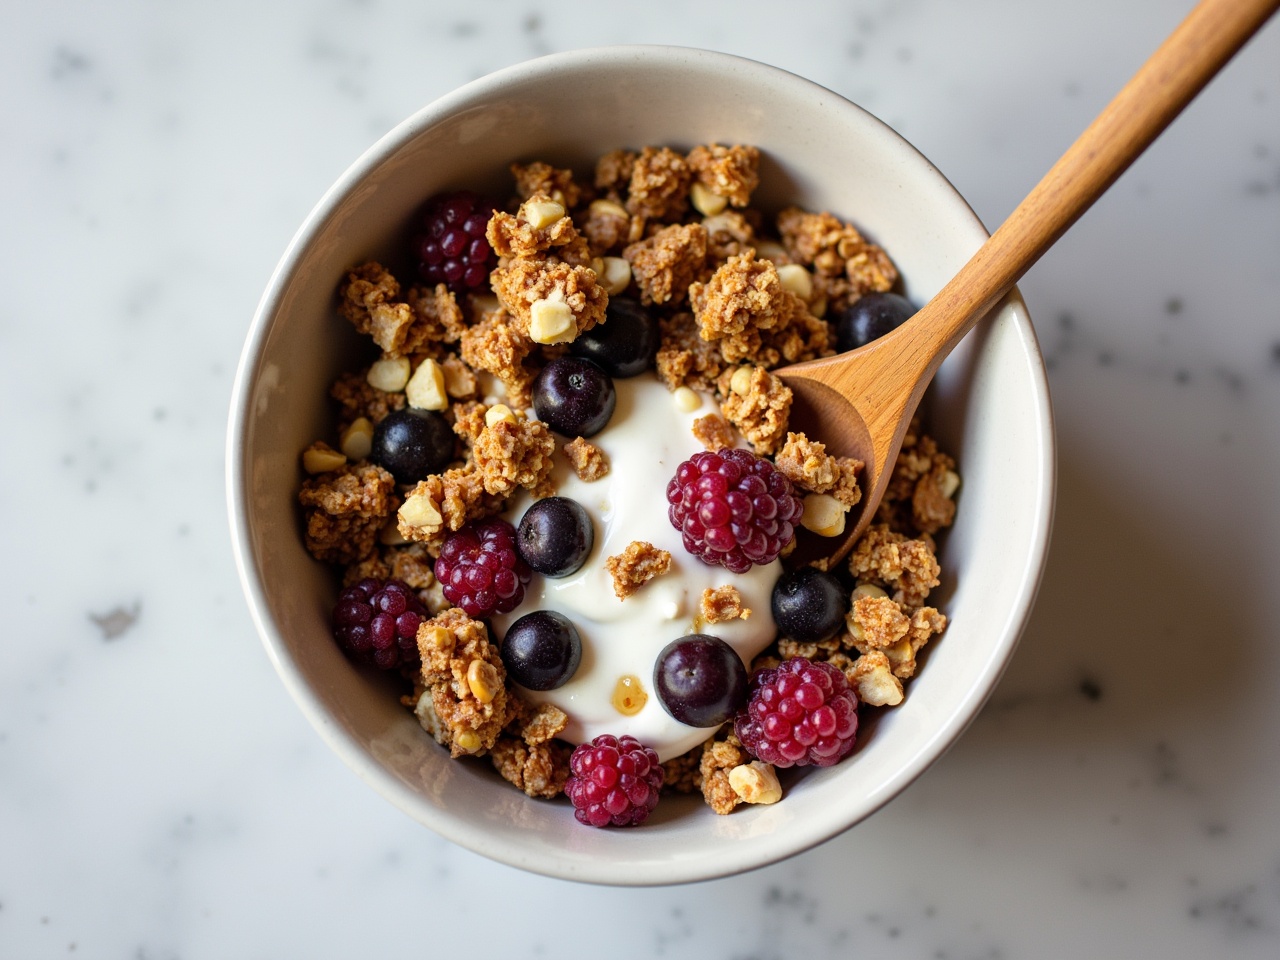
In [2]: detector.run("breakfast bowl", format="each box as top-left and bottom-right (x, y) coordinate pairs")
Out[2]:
(227, 45), (1054, 885)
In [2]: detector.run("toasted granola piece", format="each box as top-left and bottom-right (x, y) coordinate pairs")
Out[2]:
(878, 425), (960, 536)
(686, 144), (760, 207)
(755, 295), (833, 367)
(594, 149), (637, 195)
(330, 370), (407, 431)
(700, 210), (758, 265)
(622, 222), (708, 307)
(510, 700), (570, 745)
(342, 549), (390, 586)
(775, 432), (863, 508)
(297, 460), (397, 565)
(450, 400), (489, 444)
(438, 355), (477, 400)
(459, 308), (536, 408)
(605, 541), (673, 600)
(416, 608), (513, 757)
(401, 283), (468, 357)
(776, 207), (897, 310)
(661, 744), (704, 794)
(397, 466), (507, 546)
(625, 146), (692, 223)
(489, 258), (608, 343)
(878, 606), (947, 679)
(510, 161), (582, 208)
(489, 736), (572, 798)
(848, 523), (941, 610)
(581, 201), (633, 258)
(699, 731), (750, 815)
(690, 251), (790, 342)
(718, 364), (792, 456)
(563, 436), (610, 481)
(345, 541), (438, 590)
(849, 650), (904, 706)
(848, 595), (910, 651)
(655, 311), (726, 391)
(778, 636), (842, 662)
(337, 261), (417, 355)
(700, 585), (751, 624)
(728, 761), (783, 805)
(691, 413), (735, 452)
(472, 418), (556, 497)
(486, 193), (583, 259)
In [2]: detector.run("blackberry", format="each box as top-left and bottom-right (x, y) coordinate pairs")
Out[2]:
(566, 734), (664, 828)
(412, 190), (497, 295)
(434, 518), (531, 619)
(665, 448), (804, 573)
(734, 657), (859, 768)
(330, 578), (426, 671)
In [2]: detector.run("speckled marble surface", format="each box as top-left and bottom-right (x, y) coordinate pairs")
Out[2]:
(3, 0), (1280, 956)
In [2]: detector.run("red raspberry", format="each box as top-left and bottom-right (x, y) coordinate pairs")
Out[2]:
(665, 448), (804, 573)
(330, 578), (426, 671)
(734, 657), (859, 768)
(433, 518), (531, 618)
(566, 734), (664, 827)
(412, 190), (497, 295)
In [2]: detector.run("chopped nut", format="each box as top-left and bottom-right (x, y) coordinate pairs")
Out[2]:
(672, 386), (702, 412)
(850, 651), (904, 706)
(339, 417), (374, 461)
(366, 356), (411, 393)
(852, 581), (888, 601)
(523, 197), (566, 229)
(528, 297), (578, 345)
(690, 182), (728, 217)
(484, 403), (517, 427)
(302, 442), (347, 475)
(596, 256), (632, 295)
(466, 658), (502, 704)
(590, 198), (628, 219)
(605, 541), (672, 600)
(940, 469), (961, 499)
(776, 263), (813, 300)
(398, 488), (443, 536)
(405, 357), (448, 411)
(800, 493), (848, 537)
(729, 366), (754, 396)
(728, 761), (782, 805)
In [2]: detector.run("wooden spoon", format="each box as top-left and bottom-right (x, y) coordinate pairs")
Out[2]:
(778, 0), (1278, 565)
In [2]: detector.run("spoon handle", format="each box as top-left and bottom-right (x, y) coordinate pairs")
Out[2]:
(914, 0), (1279, 369)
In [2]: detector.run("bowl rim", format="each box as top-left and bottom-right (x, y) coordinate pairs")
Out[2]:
(226, 44), (1056, 886)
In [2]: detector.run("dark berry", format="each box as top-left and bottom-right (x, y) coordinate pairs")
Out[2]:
(412, 190), (498, 296)
(566, 734), (664, 827)
(330, 578), (426, 671)
(734, 657), (859, 768)
(433, 519), (531, 618)
(653, 635), (749, 728)
(833, 291), (915, 352)
(532, 357), (616, 438)
(499, 610), (582, 691)
(370, 409), (454, 484)
(771, 567), (850, 644)
(516, 496), (593, 577)
(665, 448), (804, 573)
(568, 297), (659, 378)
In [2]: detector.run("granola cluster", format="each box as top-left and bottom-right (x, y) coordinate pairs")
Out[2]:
(295, 141), (962, 821)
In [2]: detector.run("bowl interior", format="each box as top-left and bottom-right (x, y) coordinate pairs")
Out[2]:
(229, 47), (1053, 885)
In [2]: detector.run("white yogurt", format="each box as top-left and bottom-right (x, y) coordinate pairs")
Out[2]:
(491, 373), (780, 762)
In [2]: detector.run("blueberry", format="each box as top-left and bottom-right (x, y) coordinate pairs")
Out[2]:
(532, 357), (616, 438)
(370, 409), (454, 484)
(500, 610), (582, 691)
(653, 634), (749, 728)
(568, 297), (659, 377)
(770, 567), (850, 644)
(833, 291), (915, 352)
(516, 497), (593, 578)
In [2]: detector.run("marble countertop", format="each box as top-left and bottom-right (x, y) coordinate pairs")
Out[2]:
(4, 0), (1279, 956)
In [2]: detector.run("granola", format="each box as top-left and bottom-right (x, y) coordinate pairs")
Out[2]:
(605, 541), (673, 600)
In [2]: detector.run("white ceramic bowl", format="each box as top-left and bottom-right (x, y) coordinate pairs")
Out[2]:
(227, 46), (1054, 885)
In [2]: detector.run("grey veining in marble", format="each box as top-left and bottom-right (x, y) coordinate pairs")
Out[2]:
(2, 0), (1279, 957)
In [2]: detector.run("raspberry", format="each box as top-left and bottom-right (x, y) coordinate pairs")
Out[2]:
(433, 518), (531, 619)
(412, 190), (498, 295)
(566, 734), (664, 827)
(330, 578), (426, 671)
(734, 657), (859, 768)
(665, 448), (804, 573)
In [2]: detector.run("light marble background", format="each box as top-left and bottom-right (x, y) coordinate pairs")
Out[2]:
(2, 0), (1278, 956)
